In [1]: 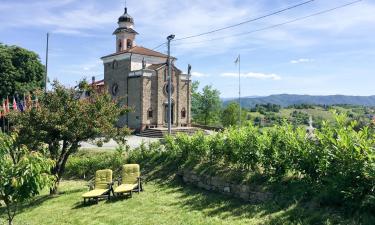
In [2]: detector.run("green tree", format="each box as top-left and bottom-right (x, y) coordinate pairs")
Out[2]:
(0, 132), (54, 225)
(221, 102), (246, 127)
(0, 44), (45, 97)
(192, 84), (221, 125)
(10, 81), (130, 194)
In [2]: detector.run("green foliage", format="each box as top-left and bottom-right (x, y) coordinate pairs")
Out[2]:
(0, 132), (54, 225)
(316, 113), (375, 207)
(162, 112), (375, 210)
(221, 102), (247, 127)
(10, 81), (131, 194)
(290, 110), (310, 127)
(127, 141), (165, 165)
(65, 149), (127, 180)
(250, 103), (281, 114)
(191, 83), (222, 125)
(0, 44), (45, 97)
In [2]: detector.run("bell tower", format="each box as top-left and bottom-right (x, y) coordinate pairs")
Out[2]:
(113, 7), (138, 52)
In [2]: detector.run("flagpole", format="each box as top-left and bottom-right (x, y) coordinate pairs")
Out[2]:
(45, 32), (49, 92)
(238, 54), (241, 127)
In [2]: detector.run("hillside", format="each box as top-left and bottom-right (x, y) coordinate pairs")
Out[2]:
(224, 94), (375, 108)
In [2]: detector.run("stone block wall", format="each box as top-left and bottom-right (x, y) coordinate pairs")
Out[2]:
(181, 170), (272, 203)
(128, 77), (142, 130)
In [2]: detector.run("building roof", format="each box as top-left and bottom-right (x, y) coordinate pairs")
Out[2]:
(146, 63), (182, 73)
(92, 79), (105, 86)
(146, 63), (165, 70)
(113, 27), (138, 35)
(101, 46), (174, 59)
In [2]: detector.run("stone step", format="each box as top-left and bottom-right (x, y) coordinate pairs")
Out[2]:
(138, 127), (202, 138)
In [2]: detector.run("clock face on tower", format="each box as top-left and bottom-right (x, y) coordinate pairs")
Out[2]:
(111, 83), (119, 96)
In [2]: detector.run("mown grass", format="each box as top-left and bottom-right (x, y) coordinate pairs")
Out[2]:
(1, 179), (372, 225)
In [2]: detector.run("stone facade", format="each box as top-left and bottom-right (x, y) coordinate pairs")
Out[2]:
(101, 8), (191, 132)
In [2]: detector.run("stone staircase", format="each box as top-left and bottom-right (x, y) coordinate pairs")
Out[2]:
(138, 127), (202, 138)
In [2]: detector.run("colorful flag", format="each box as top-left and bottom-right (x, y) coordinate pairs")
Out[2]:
(18, 99), (24, 112)
(13, 97), (17, 111)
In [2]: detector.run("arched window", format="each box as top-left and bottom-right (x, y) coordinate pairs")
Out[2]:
(181, 108), (186, 118)
(148, 108), (153, 118)
(127, 39), (133, 49)
(118, 40), (122, 51)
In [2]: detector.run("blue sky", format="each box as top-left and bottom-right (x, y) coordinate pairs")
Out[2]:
(0, 0), (374, 97)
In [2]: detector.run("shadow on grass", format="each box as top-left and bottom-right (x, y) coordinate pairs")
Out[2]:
(136, 155), (373, 225)
(0, 194), (57, 219)
(59, 188), (85, 195)
(105, 194), (132, 204)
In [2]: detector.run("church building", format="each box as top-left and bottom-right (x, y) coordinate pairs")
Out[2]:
(101, 7), (192, 132)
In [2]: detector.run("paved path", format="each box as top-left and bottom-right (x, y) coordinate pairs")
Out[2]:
(80, 135), (161, 150)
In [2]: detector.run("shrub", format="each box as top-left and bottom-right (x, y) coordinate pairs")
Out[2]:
(0, 132), (54, 225)
(161, 112), (375, 210)
(64, 148), (127, 179)
(315, 114), (375, 207)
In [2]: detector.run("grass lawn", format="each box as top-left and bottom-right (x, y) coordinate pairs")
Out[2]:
(1, 179), (370, 225)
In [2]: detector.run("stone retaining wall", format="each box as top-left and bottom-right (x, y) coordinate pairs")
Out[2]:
(180, 170), (272, 203)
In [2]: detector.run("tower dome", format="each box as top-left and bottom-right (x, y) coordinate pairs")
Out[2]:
(114, 7), (138, 52)
(118, 8), (134, 24)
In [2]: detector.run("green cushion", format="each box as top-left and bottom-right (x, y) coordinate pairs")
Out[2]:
(114, 183), (138, 193)
(121, 164), (140, 185)
(95, 169), (112, 189)
(82, 189), (109, 198)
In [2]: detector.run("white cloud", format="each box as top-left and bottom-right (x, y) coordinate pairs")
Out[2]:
(0, 0), (118, 36)
(1, 0), (374, 51)
(290, 58), (314, 64)
(191, 72), (209, 77)
(221, 72), (281, 80)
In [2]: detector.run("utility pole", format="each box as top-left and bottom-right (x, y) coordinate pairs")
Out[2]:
(45, 32), (49, 92)
(167, 34), (175, 135)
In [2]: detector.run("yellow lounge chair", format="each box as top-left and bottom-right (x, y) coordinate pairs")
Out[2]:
(82, 169), (114, 204)
(114, 164), (143, 197)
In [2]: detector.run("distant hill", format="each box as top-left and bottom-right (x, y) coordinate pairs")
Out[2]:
(223, 94), (375, 108)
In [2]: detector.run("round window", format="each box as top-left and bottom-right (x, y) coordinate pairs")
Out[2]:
(164, 83), (174, 95)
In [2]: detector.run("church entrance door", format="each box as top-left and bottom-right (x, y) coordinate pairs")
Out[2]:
(164, 104), (174, 125)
